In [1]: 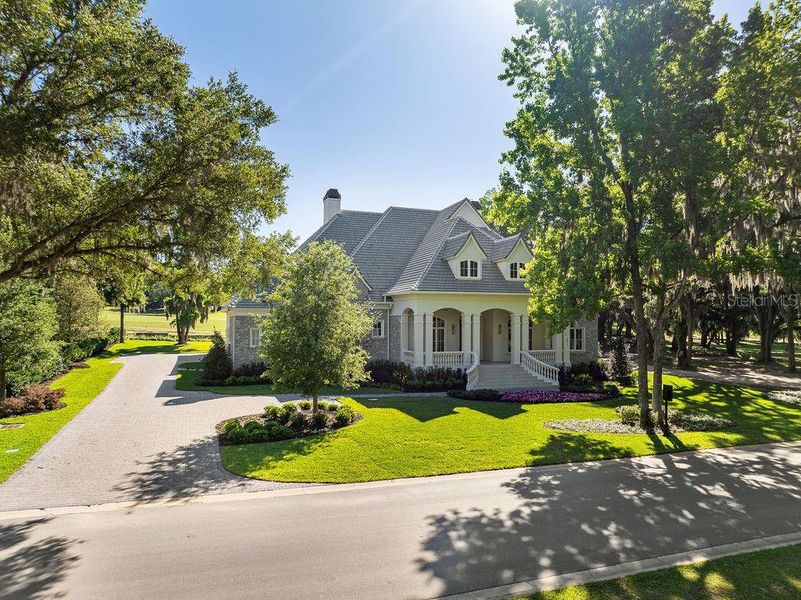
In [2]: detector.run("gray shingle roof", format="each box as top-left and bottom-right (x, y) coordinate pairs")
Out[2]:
(295, 198), (530, 300)
(299, 210), (383, 255)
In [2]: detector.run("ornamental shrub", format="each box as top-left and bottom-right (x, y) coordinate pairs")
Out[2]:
(334, 405), (355, 427)
(610, 338), (633, 385)
(203, 332), (232, 382)
(264, 404), (287, 422)
(310, 410), (328, 429)
(287, 410), (307, 429)
(0, 384), (66, 417)
(618, 405), (656, 428)
(447, 389), (501, 401)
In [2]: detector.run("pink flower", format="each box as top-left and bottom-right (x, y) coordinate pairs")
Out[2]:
(499, 390), (606, 403)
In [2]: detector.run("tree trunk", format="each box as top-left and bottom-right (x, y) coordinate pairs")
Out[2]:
(685, 296), (695, 368)
(755, 300), (776, 363)
(119, 305), (125, 344)
(651, 318), (666, 430)
(700, 325), (708, 349)
(675, 304), (689, 368)
(177, 323), (189, 345)
(622, 183), (650, 426)
(312, 394), (319, 415)
(786, 306), (797, 373)
(0, 365), (6, 403)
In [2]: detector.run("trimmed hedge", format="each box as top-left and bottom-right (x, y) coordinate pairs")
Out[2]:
(365, 359), (466, 392)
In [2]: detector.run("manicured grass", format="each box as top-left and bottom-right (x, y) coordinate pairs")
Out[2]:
(221, 374), (801, 483)
(0, 340), (210, 483)
(520, 543), (801, 599)
(100, 306), (227, 335)
(176, 360), (392, 396)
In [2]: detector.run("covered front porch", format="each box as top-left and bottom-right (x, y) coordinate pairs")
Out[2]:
(398, 306), (572, 370)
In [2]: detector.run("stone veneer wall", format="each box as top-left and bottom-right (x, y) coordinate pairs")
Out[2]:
(362, 308), (390, 360)
(230, 314), (265, 369)
(569, 317), (599, 365)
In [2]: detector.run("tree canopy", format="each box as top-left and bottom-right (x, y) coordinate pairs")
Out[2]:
(260, 241), (373, 412)
(0, 0), (288, 283)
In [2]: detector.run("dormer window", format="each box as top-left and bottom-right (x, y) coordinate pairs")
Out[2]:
(510, 262), (525, 279)
(460, 260), (479, 279)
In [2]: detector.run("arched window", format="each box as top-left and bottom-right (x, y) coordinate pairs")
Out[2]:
(510, 262), (525, 279)
(459, 259), (479, 278)
(432, 316), (445, 352)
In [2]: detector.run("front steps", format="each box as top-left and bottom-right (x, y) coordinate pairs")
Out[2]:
(472, 362), (558, 391)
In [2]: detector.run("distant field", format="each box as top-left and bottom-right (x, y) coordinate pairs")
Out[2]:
(100, 307), (227, 335)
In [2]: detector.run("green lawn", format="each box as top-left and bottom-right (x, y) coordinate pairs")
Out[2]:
(176, 360), (392, 396)
(221, 374), (801, 483)
(522, 543), (801, 599)
(0, 340), (210, 483)
(100, 306), (227, 335)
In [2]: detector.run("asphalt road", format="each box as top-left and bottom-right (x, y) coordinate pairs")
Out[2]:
(3, 441), (801, 599)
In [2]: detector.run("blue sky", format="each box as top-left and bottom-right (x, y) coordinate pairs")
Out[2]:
(145, 0), (762, 244)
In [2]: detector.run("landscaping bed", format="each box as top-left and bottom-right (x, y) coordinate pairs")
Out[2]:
(546, 412), (736, 434)
(768, 390), (801, 405)
(217, 400), (361, 445)
(447, 386), (619, 403)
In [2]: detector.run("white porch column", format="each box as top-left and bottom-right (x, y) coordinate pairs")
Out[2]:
(413, 315), (425, 367)
(562, 328), (572, 367)
(552, 328), (563, 366)
(461, 313), (473, 364)
(400, 312), (409, 360)
(510, 313), (521, 364)
(472, 313), (481, 362)
(521, 316), (530, 354)
(425, 313), (434, 367)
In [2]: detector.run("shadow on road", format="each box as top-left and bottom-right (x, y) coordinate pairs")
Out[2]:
(0, 519), (81, 599)
(416, 441), (801, 597)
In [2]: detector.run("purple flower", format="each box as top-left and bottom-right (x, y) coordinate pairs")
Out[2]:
(499, 390), (606, 404)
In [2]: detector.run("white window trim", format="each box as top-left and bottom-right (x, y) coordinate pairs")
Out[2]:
(569, 324), (585, 352)
(248, 326), (261, 348)
(458, 259), (481, 280)
(372, 319), (385, 339)
(510, 262), (525, 279)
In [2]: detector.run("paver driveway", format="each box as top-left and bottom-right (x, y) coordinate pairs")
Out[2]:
(0, 353), (311, 511)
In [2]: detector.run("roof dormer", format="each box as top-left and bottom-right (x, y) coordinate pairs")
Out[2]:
(495, 237), (533, 282)
(443, 232), (487, 280)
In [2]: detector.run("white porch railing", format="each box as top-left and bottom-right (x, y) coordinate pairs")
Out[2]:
(466, 352), (480, 390)
(432, 351), (470, 368)
(528, 350), (557, 365)
(402, 350), (415, 364)
(520, 351), (560, 384)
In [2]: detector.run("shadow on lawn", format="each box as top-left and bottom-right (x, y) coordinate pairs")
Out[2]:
(416, 439), (801, 597)
(360, 397), (526, 422)
(0, 518), (81, 599)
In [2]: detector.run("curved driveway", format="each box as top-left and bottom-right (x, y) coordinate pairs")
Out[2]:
(0, 354), (310, 511)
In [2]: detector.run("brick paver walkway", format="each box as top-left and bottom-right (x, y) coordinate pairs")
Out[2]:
(0, 353), (312, 511)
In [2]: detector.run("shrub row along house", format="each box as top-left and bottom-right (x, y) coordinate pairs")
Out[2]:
(227, 189), (598, 390)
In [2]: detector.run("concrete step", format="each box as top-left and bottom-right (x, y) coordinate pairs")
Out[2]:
(473, 362), (559, 391)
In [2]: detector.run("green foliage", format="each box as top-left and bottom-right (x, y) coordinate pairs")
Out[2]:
(202, 332), (232, 382)
(222, 419), (294, 445)
(260, 241), (373, 407)
(333, 405), (356, 427)
(52, 275), (105, 344)
(0, 1), (288, 285)
(610, 339), (633, 385)
(310, 410), (328, 430)
(0, 280), (62, 399)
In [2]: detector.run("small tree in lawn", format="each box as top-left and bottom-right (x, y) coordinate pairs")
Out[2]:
(260, 241), (372, 414)
(203, 331), (232, 381)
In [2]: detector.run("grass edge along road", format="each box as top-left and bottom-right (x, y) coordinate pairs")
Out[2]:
(521, 542), (801, 599)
